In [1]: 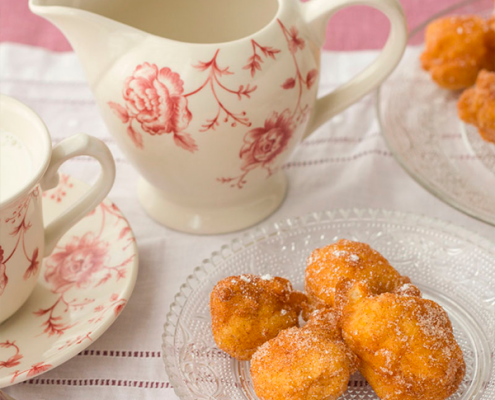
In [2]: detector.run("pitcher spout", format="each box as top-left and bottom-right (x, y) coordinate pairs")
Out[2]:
(29, 0), (144, 87)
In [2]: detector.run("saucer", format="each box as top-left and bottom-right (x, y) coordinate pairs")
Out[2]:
(0, 174), (138, 388)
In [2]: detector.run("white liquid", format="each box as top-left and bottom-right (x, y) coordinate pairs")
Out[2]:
(0, 131), (33, 202)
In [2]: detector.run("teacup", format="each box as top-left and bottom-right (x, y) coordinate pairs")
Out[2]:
(0, 94), (115, 324)
(30, 0), (408, 234)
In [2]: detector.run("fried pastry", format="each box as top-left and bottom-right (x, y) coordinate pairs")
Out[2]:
(421, 16), (494, 90)
(250, 309), (358, 400)
(210, 274), (304, 360)
(305, 239), (410, 308)
(458, 69), (495, 143)
(336, 280), (466, 400)
(488, 16), (495, 47)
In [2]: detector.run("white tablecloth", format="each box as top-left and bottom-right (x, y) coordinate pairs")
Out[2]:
(1, 43), (493, 400)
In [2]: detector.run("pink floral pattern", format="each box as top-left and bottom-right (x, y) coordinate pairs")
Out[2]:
(44, 233), (109, 294)
(109, 49), (258, 150)
(189, 49), (257, 132)
(23, 248), (40, 280)
(0, 341), (22, 369)
(240, 110), (293, 168)
(244, 40), (280, 77)
(107, 19), (318, 187)
(42, 174), (73, 203)
(10, 362), (52, 383)
(219, 20), (318, 188)
(286, 26), (306, 54)
(0, 247), (7, 296)
(306, 69), (319, 89)
(109, 63), (194, 151)
(57, 333), (92, 351)
(34, 201), (135, 337)
(89, 293), (127, 324)
(278, 19), (317, 122)
(218, 110), (294, 188)
(0, 189), (41, 297)
(0, 177), (137, 387)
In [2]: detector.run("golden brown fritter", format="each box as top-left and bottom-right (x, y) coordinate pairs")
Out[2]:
(210, 274), (304, 360)
(305, 239), (409, 308)
(421, 16), (494, 90)
(250, 309), (358, 400)
(488, 16), (495, 46)
(336, 280), (465, 400)
(458, 69), (495, 143)
(304, 308), (360, 370)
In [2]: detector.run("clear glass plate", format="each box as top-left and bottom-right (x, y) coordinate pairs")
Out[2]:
(377, 0), (495, 226)
(163, 209), (494, 399)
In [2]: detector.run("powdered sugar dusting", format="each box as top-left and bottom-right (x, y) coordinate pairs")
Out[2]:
(394, 283), (421, 297)
(341, 285), (465, 399)
(332, 250), (360, 263)
(415, 301), (451, 341)
(211, 273), (304, 360)
(375, 348), (394, 375)
(306, 239), (407, 307)
(251, 323), (354, 399)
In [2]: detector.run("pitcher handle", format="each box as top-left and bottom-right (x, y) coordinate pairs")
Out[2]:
(301, 0), (408, 139)
(41, 133), (116, 254)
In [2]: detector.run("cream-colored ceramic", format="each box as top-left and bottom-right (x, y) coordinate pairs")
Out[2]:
(30, 0), (407, 234)
(0, 94), (115, 324)
(0, 174), (138, 388)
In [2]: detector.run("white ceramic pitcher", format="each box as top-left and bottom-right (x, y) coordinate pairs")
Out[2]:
(30, 0), (407, 234)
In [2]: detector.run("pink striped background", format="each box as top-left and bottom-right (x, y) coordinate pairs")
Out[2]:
(1, 0), (455, 51)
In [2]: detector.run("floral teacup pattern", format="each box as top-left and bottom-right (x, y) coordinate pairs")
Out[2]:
(0, 174), (138, 388)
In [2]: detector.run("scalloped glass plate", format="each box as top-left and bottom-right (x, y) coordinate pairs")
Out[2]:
(163, 209), (494, 399)
(377, 0), (495, 226)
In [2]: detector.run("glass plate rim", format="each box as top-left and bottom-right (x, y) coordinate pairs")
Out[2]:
(375, 0), (495, 227)
(161, 208), (495, 399)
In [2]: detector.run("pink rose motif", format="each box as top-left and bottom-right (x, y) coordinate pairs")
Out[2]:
(44, 233), (109, 293)
(240, 110), (294, 172)
(108, 63), (197, 152)
(0, 247), (8, 296)
(123, 63), (192, 135)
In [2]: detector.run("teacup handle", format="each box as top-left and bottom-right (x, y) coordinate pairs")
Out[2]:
(41, 133), (116, 254)
(301, 0), (408, 138)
